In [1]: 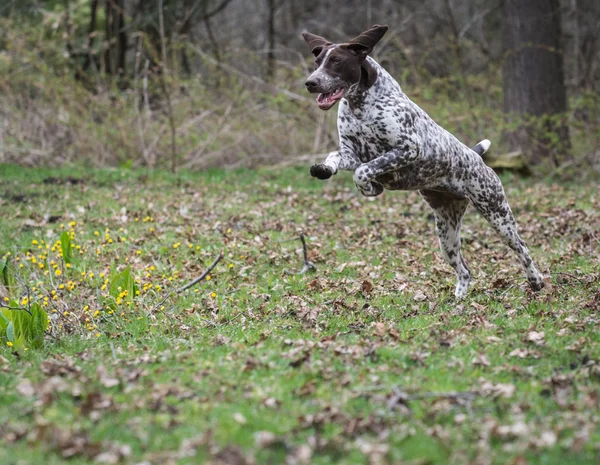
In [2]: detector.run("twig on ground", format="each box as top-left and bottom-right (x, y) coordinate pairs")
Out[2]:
(299, 233), (316, 274)
(148, 251), (224, 313)
(548, 272), (588, 284)
(283, 233), (316, 275)
(177, 252), (224, 293)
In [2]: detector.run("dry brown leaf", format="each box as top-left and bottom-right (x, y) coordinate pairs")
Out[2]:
(16, 379), (36, 397)
(481, 381), (516, 398)
(361, 280), (374, 294)
(413, 291), (427, 302)
(254, 431), (276, 448)
(527, 331), (545, 345)
(472, 353), (491, 367)
(373, 322), (386, 337)
(509, 348), (540, 359)
(233, 413), (247, 424)
(96, 365), (119, 388)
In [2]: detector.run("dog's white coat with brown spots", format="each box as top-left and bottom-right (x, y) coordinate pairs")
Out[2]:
(302, 25), (544, 298)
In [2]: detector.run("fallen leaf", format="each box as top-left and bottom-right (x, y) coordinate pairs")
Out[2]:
(16, 379), (36, 397)
(255, 431), (276, 448)
(413, 291), (427, 302)
(509, 348), (540, 359)
(373, 322), (386, 337)
(96, 365), (119, 388)
(263, 397), (279, 409)
(481, 381), (516, 398)
(233, 412), (247, 424)
(472, 353), (491, 367)
(527, 331), (545, 345)
(494, 421), (529, 438)
(286, 444), (312, 465)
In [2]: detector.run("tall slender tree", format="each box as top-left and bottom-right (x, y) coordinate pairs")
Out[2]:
(503, 0), (570, 165)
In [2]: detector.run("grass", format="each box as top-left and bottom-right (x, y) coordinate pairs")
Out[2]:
(0, 164), (599, 465)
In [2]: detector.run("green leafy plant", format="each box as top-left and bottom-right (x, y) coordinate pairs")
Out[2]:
(108, 266), (138, 307)
(60, 231), (73, 265)
(0, 302), (49, 350)
(0, 255), (17, 298)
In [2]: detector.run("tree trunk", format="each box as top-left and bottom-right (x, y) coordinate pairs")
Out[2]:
(104, 0), (128, 85)
(82, 0), (99, 74)
(503, 0), (570, 166)
(265, 0), (277, 81)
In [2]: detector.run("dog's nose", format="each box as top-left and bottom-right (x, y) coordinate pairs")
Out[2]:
(305, 78), (320, 92)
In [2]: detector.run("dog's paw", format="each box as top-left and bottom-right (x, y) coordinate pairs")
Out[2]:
(310, 163), (334, 180)
(528, 276), (545, 292)
(356, 181), (384, 197)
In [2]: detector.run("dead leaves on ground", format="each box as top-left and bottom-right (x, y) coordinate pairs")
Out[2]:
(1, 175), (600, 464)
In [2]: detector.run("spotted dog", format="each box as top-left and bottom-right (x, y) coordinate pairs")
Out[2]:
(302, 24), (544, 298)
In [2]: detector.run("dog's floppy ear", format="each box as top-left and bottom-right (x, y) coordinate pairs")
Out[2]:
(345, 24), (388, 58)
(302, 31), (332, 57)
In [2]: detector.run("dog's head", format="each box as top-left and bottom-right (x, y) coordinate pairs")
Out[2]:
(302, 25), (388, 110)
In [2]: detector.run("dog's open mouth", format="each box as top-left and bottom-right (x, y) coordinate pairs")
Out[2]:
(317, 88), (345, 110)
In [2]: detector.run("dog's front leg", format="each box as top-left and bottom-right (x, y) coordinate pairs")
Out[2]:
(310, 150), (361, 180)
(353, 144), (420, 196)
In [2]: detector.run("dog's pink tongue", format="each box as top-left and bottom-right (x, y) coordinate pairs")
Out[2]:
(318, 93), (329, 104)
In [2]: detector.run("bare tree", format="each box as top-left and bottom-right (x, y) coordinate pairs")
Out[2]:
(503, 0), (571, 165)
(104, 0), (128, 85)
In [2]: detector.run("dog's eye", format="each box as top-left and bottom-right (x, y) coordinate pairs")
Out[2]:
(329, 56), (340, 65)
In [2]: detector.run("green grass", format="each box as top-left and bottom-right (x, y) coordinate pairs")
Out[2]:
(0, 164), (599, 465)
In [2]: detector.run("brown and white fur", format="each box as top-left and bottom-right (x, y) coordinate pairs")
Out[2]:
(302, 25), (544, 299)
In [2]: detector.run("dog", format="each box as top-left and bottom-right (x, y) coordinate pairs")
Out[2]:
(301, 24), (544, 298)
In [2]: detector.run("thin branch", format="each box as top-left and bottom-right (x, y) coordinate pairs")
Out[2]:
(180, 0), (234, 33)
(0, 303), (32, 316)
(284, 233), (316, 275)
(147, 251), (224, 314)
(299, 233), (316, 274)
(443, 0), (480, 132)
(188, 44), (312, 103)
(177, 251), (224, 293)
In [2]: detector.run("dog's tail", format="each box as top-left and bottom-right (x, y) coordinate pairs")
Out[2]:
(471, 139), (491, 157)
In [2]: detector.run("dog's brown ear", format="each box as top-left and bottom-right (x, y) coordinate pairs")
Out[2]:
(345, 24), (389, 57)
(302, 31), (332, 57)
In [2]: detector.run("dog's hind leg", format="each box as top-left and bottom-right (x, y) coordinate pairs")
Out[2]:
(420, 190), (471, 299)
(467, 168), (544, 292)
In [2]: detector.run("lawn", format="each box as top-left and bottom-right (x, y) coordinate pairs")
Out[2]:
(0, 164), (599, 465)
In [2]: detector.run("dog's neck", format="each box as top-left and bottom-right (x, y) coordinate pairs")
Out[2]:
(343, 57), (398, 113)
